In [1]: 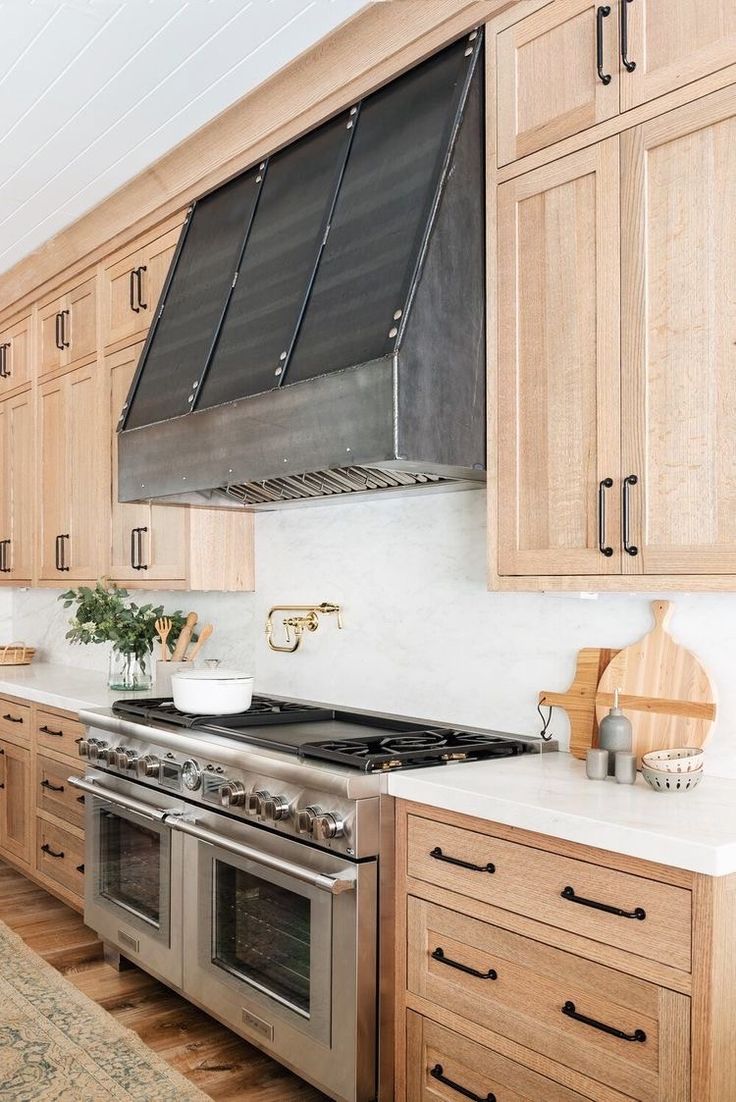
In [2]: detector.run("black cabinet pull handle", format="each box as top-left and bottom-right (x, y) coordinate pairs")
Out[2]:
(60, 309), (70, 349)
(129, 270), (140, 314)
(432, 947), (497, 981)
(561, 885), (646, 920)
(41, 779), (65, 792)
(598, 477), (614, 557)
(56, 533), (70, 572)
(76, 864), (85, 874)
(621, 0), (636, 71)
(76, 795), (85, 804)
(0, 343), (9, 378)
(135, 265), (148, 310)
(0, 784), (4, 790)
(430, 1065), (495, 1102)
(622, 475), (639, 556)
(2, 713), (23, 724)
(562, 1001), (646, 1042)
(130, 527), (137, 568)
(0, 540), (10, 573)
(55, 312), (63, 350)
(430, 846), (495, 874)
(41, 843), (65, 859)
(596, 6), (612, 84)
(39, 725), (64, 737)
(130, 526), (148, 570)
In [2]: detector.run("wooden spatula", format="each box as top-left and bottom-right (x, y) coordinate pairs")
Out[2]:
(595, 601), (716, 763)
(187, 624), (213, 664)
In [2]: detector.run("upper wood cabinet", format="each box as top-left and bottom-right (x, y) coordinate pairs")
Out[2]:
(0, 390), (34, 584)
(0, 313), (31, 397)
(102, 219), (182, 351)
(37, 363), (107, 583)
(496, 0), (736, 166)
(497, 139), (621, 576)
(38, 275), (97, 378)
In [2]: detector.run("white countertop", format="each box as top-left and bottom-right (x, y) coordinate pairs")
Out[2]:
(0, 662), (152, 714)
(387, 751), (736, 877)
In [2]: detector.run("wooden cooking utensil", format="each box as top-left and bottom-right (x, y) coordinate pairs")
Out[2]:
(186, 624), (213, 664)
(539, 648), (619, 760)
(595, 601), (716, 764)
(154, 617), (172, 662)
(171, 612), (198, 662)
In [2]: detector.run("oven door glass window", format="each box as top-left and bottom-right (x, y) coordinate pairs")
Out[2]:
(213, 860), (318, 1018)
(99, 809), (164, 928)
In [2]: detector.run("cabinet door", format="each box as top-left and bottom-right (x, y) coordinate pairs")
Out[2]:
(496, 0), (620, 166)
(621, 0), (736, 112)
(38, 297), (65, 376)
(66, 364), (107, 580)
(3, 391), (34, 582)
(0, 314), (31, 396)
(622, 88), (736, 575)
(65, 276), (97, 366)
(104, 225), (180, 350)
(0, 740), (31, 866)
(497, 139), (621, 576)
(108, 344), (187, 582)
(0, 404), (8, 576)
(37, 376), (68, 581)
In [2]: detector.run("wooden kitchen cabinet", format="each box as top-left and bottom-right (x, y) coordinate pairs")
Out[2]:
(0, 739), (31, 867)
(0, 389), (34, 583)
(38, 363), (107, 583)
(102, 218), (182, 350)
(38, 274), (97, 377)
(0, 312), (31, 397)
(497, 139), (622, 576)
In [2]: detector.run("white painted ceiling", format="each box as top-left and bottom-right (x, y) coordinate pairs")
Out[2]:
(0, 0), (371, 275)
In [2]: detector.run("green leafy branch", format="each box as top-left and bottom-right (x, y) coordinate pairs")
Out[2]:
(59, 581), (192, 662)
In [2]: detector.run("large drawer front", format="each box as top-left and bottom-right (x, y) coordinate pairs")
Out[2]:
(36, 817), (84, 898)
(36, 755), (85, 828)
(407, 815), (692, 971)
(406, 1011), (591, 1102)
(35, 708), (85, 760)
(408, 897), (690, 1102)
(0, 697), (31, 745)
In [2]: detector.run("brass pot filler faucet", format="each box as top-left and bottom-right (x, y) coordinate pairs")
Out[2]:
(265, 602), (343, 653)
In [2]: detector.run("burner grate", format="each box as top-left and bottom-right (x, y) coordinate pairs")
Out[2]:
(300, 729), (525, 772)
(112, 695), (333, 728)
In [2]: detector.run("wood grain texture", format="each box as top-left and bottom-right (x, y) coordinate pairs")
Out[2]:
(595, 601), (716, 761)
(0, 860), (329, 1101)
(540, 647), (619, 759)
(690, 872), (736, 1101)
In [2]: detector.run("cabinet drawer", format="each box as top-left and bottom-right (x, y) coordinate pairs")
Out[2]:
(36, 755), (85, 829)
(36, 817), (84, 897)
(408, 897), (690, 1102)
(406, 1011), (590, 1102)
(35, 708), (85, 760)
(0, 698), (31, 744)
(407, 815), (691, 971)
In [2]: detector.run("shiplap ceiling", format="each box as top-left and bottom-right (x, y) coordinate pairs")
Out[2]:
(0, 0), (371, 275)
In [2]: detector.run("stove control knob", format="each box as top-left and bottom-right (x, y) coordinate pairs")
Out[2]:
(136, 755), (161, 779)
(182, 760), (202, 791)
(109, 746), (126, 767)
(312, 812), (345, 841)
(262, 794), (290, 823)
(246, 790), (270, 818)
(77, 739), (91, 759)
(295, 806), (323, 835)
(117, 748), (137, 771)
(88, 741), (107, 764)
(220, 781), (247, 808)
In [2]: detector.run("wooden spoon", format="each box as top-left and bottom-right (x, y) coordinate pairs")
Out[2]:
(186, 624), (213, 664)
(171, 612), (198, 662)
(154, 617), (172, 662)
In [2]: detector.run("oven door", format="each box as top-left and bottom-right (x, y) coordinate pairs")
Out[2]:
(175, 812), (377, 1102)
(71, 773), (185, 989)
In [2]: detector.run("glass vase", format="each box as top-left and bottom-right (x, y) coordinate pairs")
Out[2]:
(108, 648), (152, 692)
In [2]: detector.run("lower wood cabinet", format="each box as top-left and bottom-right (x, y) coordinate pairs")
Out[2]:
(397, 799), (736, 1102)
(0, 739), (31, 867)
(36, 815), (85, 898)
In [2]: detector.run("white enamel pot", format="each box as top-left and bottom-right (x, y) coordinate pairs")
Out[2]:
(171, 668), (254, 715)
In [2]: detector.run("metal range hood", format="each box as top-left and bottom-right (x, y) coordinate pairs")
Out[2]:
(118, 31), (485, 510)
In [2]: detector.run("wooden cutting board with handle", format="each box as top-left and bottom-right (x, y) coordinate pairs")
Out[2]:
(595, 600), (716, 763)
(539, 648), (619, 760)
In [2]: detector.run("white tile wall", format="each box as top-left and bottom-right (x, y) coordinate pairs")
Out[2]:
(9, 489), (736, 776)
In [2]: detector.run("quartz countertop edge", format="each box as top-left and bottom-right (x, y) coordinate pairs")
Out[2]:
(0, 662), (155, 714)
(387, 752), (736, 877)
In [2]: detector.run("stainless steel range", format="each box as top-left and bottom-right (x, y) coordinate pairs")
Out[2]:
(72, 695), (552, 1102)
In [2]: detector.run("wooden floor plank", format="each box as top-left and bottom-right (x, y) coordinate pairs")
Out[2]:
(0, 860), (329, 1101)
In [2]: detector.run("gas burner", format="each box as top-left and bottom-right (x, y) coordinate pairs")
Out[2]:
(379, 731), (450, 752)
(318, 740), (373, 757)
(300, 729), (526, 772)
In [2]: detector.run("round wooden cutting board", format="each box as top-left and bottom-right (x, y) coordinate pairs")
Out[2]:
(595, 601), (717, 764)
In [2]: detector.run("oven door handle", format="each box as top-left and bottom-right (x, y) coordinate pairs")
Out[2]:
(169, 816), (356, 895)
(68, 775), (171, 822)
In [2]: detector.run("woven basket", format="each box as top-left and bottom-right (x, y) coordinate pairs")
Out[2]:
(0, 643), (36, 666)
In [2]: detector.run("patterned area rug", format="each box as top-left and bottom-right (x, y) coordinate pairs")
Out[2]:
(0, 917), (207, 1101)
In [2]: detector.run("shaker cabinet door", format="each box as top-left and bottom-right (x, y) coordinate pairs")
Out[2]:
(497, 139), (621, 575)
(0, 391), (34, 582)
(621, 88), (736, 575)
